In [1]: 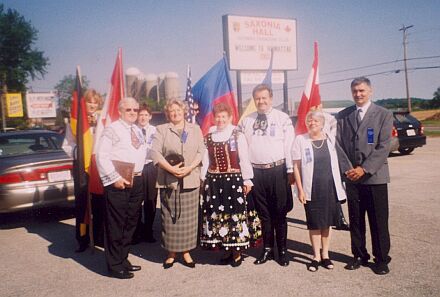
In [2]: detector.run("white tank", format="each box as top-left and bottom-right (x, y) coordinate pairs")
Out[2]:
(125, 67), (141, 98)
(164, 72), (180, 101)
(134, 74), (146, 99)
(145, 73), (158, 100)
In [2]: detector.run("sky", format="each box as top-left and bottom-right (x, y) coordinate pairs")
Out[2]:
(2, 0), (440, 109)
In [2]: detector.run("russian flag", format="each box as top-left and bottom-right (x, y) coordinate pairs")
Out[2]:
(192, 56), (238, 135)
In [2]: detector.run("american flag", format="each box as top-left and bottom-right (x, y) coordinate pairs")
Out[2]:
(185, 65), (197, 123)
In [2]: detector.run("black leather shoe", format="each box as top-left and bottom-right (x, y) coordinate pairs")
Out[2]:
(108, 270), (134, 279)
(374, 262), (390, 275)
(163, 258), (175, 269)
(231, 256), (243, 267)
(254, 248), (274, 265)
(278, 250), (289, 267)
(182, 260), (196, 268)
(344, 257), (369, 270)
(126, 265), (141, 272)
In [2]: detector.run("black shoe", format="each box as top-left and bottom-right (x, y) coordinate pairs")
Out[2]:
(254, 248), (274, 265)
(334, 222), (350, 231)
(182, 260), (196, 268)
(75, 243), (88, 253)
(278, 250), (289, 267)
(126, 265), (141, 272)
(108, 269), (134, 279)
(231, 256), (243, 267)
(163, 259), (175, 269)
(344, 257), (369, 270)
(374, 262), (390, 275)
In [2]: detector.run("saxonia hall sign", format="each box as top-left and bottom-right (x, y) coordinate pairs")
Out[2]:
(222, 15), (297, 71)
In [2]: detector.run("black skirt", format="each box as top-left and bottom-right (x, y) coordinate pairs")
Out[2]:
(304, 140), (340, 230)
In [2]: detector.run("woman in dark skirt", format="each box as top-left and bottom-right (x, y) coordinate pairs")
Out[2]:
(200, 103), (261, 267)
(292, 110), (347, 272)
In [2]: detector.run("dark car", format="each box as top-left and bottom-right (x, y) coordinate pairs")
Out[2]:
(0, 130), (74, 213)
(390, 112), (426, 155)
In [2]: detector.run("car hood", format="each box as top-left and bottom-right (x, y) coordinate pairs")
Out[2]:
(0, 150), (72, 172)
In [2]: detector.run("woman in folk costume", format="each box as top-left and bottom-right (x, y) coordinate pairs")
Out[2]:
(200, 103), (261, 267)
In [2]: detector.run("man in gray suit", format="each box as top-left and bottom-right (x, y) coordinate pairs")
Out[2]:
(336, 77), (393, 275)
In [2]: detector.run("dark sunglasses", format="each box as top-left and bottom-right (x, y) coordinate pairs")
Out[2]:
(125, 108), (139, 112)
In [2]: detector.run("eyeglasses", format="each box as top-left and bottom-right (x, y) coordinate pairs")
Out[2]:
(125, 108), (139, 112)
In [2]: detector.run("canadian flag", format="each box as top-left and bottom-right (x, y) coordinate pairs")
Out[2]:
(88, 48), (125, 194)
(295, 42), (321, 135)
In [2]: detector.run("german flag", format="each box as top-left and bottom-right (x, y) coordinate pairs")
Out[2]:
(71, 67), (93, 236)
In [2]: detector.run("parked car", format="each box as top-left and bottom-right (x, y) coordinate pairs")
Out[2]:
(0, 130), (74, 213)
(390, 112), (426, 155)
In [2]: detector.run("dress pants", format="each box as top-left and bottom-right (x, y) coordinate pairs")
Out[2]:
(346, 183), (390, 263)
(104, 176), (144, 271)
(252, 164), (292, 251)
(142, 162), (158, 237)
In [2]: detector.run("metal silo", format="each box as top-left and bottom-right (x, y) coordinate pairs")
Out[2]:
(125, 67), (141, 98)
(164, 72), (180, 101)
(145, 73), (158, 101)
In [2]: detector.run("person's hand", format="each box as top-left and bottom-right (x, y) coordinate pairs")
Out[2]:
(298, 191), (307, 204)
(168, 162), (184, 176)
(243, 184), (253, 196)
(113, 177), (130, 189)
(287, 173), (295, 185)
(174, 165), (192, 178)
(345, 166), (365, 181)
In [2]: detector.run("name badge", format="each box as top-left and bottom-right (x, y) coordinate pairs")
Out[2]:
(147, 135), (154, 145)
(305, 148), (312, 163)
(270, 123), (276, 137)
(229, 137), (237, 151)
(181, 131), (188, 144)
(367, 128), (374, 144)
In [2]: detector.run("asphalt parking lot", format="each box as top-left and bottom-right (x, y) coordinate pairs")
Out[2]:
(1, 137), (439, 297)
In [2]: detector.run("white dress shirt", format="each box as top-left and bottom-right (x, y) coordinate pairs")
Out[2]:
(239, 108), (295, 172)
(356, 100), (372, 121)
(96, 119), (148, 186)
(200, 124), (254, 186)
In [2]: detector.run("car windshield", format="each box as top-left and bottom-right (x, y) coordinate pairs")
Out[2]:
(394, 113), (418, 124)
(0, 133), (64, 157)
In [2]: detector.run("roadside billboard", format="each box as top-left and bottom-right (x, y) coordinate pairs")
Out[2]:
(6, 93), (24, 117)
(223, 15), (297, 71)
(26, 92), (57, 118)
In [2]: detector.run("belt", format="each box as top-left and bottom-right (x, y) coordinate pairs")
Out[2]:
(133, 171), (142, 177)
(252, 159), (285, 169)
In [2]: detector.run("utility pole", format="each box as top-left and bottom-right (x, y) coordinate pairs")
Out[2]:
(399, 24), (413, 112)
(0, 73), (7, 132)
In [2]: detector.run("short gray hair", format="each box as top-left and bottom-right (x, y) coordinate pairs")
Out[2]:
(118, 97), (139, 111)
(351, 77), (371, 88)
(305, 110), (325, 126)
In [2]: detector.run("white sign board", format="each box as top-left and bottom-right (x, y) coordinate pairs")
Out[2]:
(241, 71), (285, 85)
(223, 15), (297, 71)
(26, 92), (57, 118)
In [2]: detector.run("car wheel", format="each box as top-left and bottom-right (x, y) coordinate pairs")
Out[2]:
(398, 147), (414, 155)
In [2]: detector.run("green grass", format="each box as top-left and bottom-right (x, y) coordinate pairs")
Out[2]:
(421, 120), (440, 126)
(425, 130), (440, 137)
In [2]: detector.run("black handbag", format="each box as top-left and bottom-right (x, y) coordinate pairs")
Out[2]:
(165, 153), (184, 167)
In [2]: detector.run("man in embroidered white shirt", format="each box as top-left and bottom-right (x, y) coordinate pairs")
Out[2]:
(239, 84), (295, 267)
(96, 97), (147, 279)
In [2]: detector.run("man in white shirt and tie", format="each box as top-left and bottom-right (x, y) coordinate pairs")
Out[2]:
(239, 84), (295, 267)
(96, 97), (147, 279)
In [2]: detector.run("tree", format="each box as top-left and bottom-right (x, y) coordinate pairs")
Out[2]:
(54, 74), (90, 112)
(0, 4), (49, 92)
(431, 87), (440, 109)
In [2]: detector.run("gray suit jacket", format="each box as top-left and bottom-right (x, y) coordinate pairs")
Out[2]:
(336, 103), (393, 185)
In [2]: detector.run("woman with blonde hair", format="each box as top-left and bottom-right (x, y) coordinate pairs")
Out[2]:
(149, 98), (205, 269)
